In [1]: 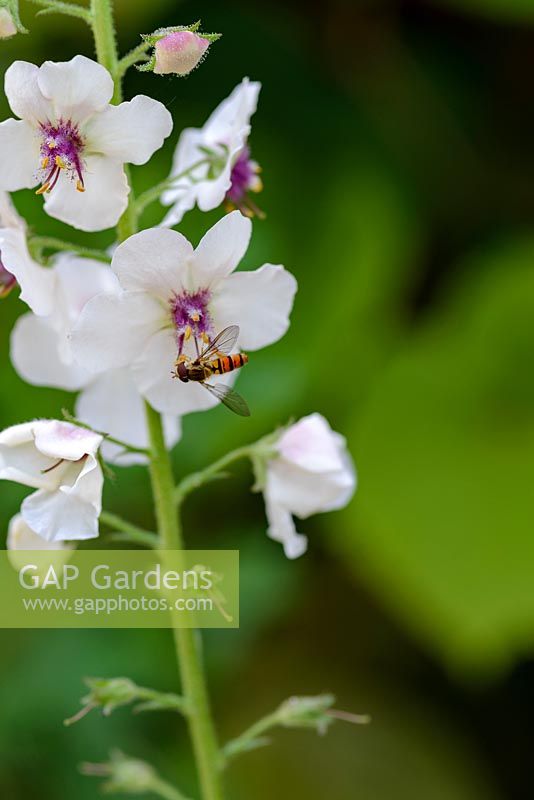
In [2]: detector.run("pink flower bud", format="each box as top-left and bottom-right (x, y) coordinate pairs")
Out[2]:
(0, 8), (17, 39)
(154, 31), (209, 76)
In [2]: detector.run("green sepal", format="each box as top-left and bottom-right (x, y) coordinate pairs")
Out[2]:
(136, 56), (156, 73)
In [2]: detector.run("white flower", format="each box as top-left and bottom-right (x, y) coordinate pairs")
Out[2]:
(262, 414), (356, 559)
(7, 513), (73, 573)
(161, 78), (261, 226)
(10, 253), (181, 465)
(0, 420), (104, 542)
(0, 55), (173, 232)
(70, 211), (297, 416)
(0, 191), (56, 313)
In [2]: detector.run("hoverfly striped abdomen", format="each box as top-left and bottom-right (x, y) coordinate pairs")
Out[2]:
(211, 353), (249, 374)
(172, 325), (251, 416)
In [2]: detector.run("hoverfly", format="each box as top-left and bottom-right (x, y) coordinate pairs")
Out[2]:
(172, 325), (250, 417)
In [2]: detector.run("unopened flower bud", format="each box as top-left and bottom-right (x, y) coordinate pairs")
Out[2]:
(155, 31), (209, 76)
(0, 2), (27, 38)
(0, 7), (16, 37)
(81, 751), (157, 795)
(139, 22), (220, 77)
(276, 694), (336, 735)
(85, 677), (139, 715)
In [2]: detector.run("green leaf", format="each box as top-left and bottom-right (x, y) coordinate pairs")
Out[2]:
(338, 237), (534, 677)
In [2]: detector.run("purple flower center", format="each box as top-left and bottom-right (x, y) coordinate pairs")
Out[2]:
(226, 147), (257, 203)
(225, 146), (264, 218)
(0, 253), (16, 299)
(170, 288), (213, 353)
(36, 120), (86, 196)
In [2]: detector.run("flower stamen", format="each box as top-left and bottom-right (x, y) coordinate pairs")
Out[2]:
(36, 120), (85, 196)
(170, 288), (213, 354)
(225, 146), (265, 219)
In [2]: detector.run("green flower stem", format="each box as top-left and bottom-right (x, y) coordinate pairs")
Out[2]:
(151, 777), (192, 800)
(221, 709), (280, 765)
(135, 158), (210, 216)
(29, 236), (111, 263)
(90, 4), (225, 797)
(90, 0), (119, 100)
(174, 445), (254, 505)
(145, 403), (224, 800)
(25, 0), (92, 24)
(117, 41), (152, 78)
(99, 511), (158, 548)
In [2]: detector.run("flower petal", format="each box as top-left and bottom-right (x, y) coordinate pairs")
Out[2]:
(267, 457), (356, 519)
(0, 190), (25, 229)
(192, 211), (251, 287)
(4, 61), (53, 123)
(33, 420), (102, 461)
(0, 421), (82, 491)
(213, 264), (297, 350)
(160, 128), (230, 226)
(0, 119), (40, 191)
(204, 78), (261, 144)
(53, 252), (120, 338)
(161, 127), (208, 219)
(11, 313), (91, 391)
(112, 227), (193, 298)
(0, 228), (56, 315)
(132, 328), (223, 415)
(21, 459), (102, 542)
(43, 154), (129, 232)
(37, 55), (114, 124)
(7, 513), (72, 552)
(76, 369), (181, 466)
(278, 414), (348, 473)
(86, 95), (173, 165)
(69, 290), (166, 373)
(264, 489), (308, 559)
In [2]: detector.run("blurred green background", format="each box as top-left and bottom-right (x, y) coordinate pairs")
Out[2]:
(2, 0), (534, 797)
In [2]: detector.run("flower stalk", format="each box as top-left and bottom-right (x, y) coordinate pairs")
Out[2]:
(174, 434), (278, 506)
(88, 3), (225, 796)
(29, 236), (111, 264)
(145, 403), (224, 800)
(135, 157), (211, 215)
(99, 511), (158, 549)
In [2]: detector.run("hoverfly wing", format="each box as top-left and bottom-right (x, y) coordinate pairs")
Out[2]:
(200, 325), (240, 360)
(202, 381), (251, 417)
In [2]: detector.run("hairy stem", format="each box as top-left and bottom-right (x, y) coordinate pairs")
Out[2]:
(175, 445), (254, 504)
(145, 404), (224, 800)
(100, 510), (158, 548)
(26, 0), (92, 24)
(117, 41), (152, 78)
(90, 0), (119, 99)
(29, 236), (111, 263)
(90, 4), (225, 796)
